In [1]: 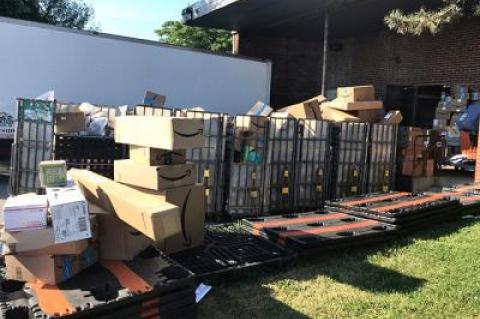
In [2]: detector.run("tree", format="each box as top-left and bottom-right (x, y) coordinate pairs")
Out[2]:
(156, 21), (232, 53)
(0, 0), (94, 30)
(385, 0), (480, 35)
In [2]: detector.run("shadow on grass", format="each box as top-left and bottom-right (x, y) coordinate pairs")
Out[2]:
(199, 218), (479, 318)
(277, 218), (478, 293)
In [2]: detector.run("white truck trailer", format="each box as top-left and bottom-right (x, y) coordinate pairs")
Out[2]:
(0, 17), (272, 174)
(0, 17), (271, 123)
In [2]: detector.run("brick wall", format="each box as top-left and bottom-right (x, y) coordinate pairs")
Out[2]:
(239, 35), (324, 107)
(239, 17), (480, 107)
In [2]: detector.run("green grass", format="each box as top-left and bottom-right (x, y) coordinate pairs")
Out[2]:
(198, 219), (480, 319)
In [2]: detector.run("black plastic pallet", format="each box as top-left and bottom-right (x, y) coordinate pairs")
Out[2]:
(0, 249), (196, 319)
(243, 210), (358, 238)
(54, 134), (128, 179)
(243, 211), (396, 253)
(329, 194), (459, 219)
(325, 192), (413, 209)
(168, 224), (294, 280)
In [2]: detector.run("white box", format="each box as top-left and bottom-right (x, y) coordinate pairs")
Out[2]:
(3, 194), (48, 232)
(47, 186), (92, 244)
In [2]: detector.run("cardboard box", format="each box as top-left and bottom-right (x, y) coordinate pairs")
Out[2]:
(1, 216), (96, 255)
(47, 186), (92, 244)
(68, 169), (181, 242)
(269, 112), (291, 118)
(4, 245), (98, 285)
(382, 111), (404, 125)
(320, 106), (361, 123)
(402, 160), (426, 177)
(247, 101), (273, 117)
(426, 159), (435, 177)
(278, 99), (321, 119)
(143, 90), (166, 107)
(235, 116), (269, 132)
(39, 160), (67, 188)
(129, 147), (187, 166)
(337, 86), (375, 103)
(55, 112), (86, 133)
(157, 185), (206, 254)
(304, 95), (327, 105)
(114, 160), (195, 191)
(3, 194), (48, 232)
(89, 204), (151, 261)
(234, 116), (268, 152)
(326, 99), (383, 112)
(350, 109), (385, 123)
(115, 117), (204, 150)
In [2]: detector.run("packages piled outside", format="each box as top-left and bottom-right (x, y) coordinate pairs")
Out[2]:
(113, 116), (206, 254)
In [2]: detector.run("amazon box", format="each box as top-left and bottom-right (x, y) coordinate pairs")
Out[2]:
(337, 86), (375, 103)
(114, 160), (195, 191)
(89, 204), (151, 261)
(4, 245), (98, 285)
(68, 169), (181, 243)
(234, 116), (268, 152)
(129, 146), (187, 166)
(159, 185), (205, 254)
(115, 116), (204, 150)
(1, 216), (96, 255)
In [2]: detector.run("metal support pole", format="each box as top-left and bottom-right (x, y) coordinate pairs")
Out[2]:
(321, 13), (329, 96)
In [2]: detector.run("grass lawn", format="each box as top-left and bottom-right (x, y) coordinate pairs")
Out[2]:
(198, 218), (480, 319)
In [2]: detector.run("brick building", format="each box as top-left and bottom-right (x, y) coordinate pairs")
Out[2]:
(184, 0), (480, 127)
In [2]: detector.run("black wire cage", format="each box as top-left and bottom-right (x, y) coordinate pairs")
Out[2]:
(263, 117), (298, 214)
(294, 119), (332, 211)
(10, 99), (55, 195)
(225, 115), (269, 218)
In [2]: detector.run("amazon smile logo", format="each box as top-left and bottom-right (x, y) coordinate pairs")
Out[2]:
(159, 169), (192, 182)
(174, 129), (203, 138)
(181, 189), (193, 247)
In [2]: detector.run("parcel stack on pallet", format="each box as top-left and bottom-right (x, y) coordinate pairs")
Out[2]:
(396, 127), (439, 193)
(433, 85), (469, 150)
(399, 127), (434, 178)
(254, 85), (402, 125)
(2, 160), (97, 285)
(322, 86), (402, 125)
(113, 115), (206, 254)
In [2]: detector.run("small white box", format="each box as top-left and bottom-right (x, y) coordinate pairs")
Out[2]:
(3, 194), (48, 232)
(47, 186), (92, 244)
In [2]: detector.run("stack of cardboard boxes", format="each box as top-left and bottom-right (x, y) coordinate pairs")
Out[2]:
(433, 86), (469, 143)
(1, 115), (206, 286)
(322, 86), (402, 124)
(113, 116), (206, 254)
(251, 85), (402, 125)
(2, 161), (97, 285)
(401, 128), (434, 177)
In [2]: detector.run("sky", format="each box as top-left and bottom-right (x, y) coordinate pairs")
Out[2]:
(85, 0), (193, 41)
